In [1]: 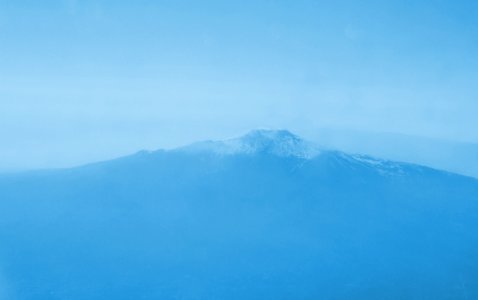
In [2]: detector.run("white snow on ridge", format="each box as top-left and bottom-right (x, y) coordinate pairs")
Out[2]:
(343, 153), (408, 176)
(179, 129), (321, 159)
(176, 129), (422, 177)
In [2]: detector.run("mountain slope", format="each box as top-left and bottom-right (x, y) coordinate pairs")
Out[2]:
(0, 130), (477, 300)
(308, 128), (478, 178)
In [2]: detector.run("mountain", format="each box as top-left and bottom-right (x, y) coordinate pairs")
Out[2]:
(0, 130), (477, 300)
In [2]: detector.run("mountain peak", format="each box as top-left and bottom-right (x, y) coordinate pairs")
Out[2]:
(240, 129), (300, 143)
(235, 129), (310, 156)
(181, 129), (320, 159)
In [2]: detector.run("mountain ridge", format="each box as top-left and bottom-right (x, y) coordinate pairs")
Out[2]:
(117, 129), (472, 181)
(1, 129), (475, 182)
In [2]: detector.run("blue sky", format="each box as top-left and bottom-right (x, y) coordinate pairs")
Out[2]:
(0, 0), (477, 169)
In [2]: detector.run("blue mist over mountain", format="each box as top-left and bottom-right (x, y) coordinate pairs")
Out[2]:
(0, 130), (477, 299)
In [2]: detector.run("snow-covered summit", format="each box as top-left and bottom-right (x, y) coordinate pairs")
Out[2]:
(175, 129), (435, 177)
(180, 129), (321, 159)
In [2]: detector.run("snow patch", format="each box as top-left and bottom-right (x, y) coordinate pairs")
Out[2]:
(348, 154), (408, 176)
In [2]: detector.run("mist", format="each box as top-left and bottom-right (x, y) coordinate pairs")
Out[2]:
(1, 0), (477, 170)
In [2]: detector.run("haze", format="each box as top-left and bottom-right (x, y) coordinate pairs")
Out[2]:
(0, 0), (477, 170)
